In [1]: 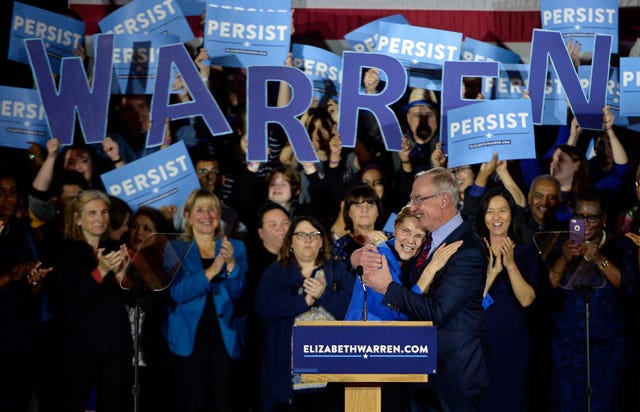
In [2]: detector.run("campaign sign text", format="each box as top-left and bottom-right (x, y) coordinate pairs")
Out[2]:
(99, 0), (194, 43)
(204, 0), (291, 68)
(620, 57), (640, 117)
(292, 322), (436, 375)
(110, 33), (181, 94)
(0, 85), (50, 149)
(446, 98), (535, 168)
(540, 0), (618, 54)
(10, 2), (85, 74)
(376, 22), (462, 70)
(101, 141), (199, 211)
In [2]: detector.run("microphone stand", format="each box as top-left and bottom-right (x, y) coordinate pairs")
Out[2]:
(132, 295), (142, 412)
(576, 285), (592, 412)
(356, 266), (367, 321)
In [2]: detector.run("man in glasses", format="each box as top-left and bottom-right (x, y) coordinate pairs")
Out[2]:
(166, 152), (246, 239)
(355, 167), (489, 412)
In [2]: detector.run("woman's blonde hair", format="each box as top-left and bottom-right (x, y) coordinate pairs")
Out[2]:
(183, 189), (222, 238)
(64, 189), (111, 242)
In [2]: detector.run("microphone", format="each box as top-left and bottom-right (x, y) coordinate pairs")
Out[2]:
(356, 266), (367, 321)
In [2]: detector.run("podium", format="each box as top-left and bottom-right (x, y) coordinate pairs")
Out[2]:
(292, 321), (436, 412)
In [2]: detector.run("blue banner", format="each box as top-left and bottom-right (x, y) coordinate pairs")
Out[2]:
(109, 33), (181, 95)
(291, 43), (342, 86)
(291, 44), (342, 106)
(482, 64), (528, 100)
(344, 14), (408, 53)
(620, 58), (640, 117)
(204, 0), (291, 68)
(542, 67), (570, 125)
(461, 38), (521, 64)
(407, 68), (442, 91)
(540, 0), (618, 54)
(579, 66), (627, 126)
(292, 322), (437, 375)
(446, 98), (535, 167)
(9, 2), (85, 74)
(0, 85), (50, 149)
(176, 0), (206, 17)
(99, 0), (194, 43)
(101, 141), (200, 211)
(376, 22), (462, 71)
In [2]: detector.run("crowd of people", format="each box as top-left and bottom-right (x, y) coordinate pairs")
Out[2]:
(2, 5), (640, 412)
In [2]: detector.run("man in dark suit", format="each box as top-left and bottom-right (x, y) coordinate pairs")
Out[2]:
(359, 167), (490, 412)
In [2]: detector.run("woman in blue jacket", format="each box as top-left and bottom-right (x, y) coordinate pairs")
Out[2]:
(164, 189), (247, 412)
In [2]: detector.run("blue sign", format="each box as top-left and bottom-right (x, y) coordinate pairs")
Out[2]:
(376, 22), (462, 71)
(99, 0), (194, 43)
(204, 0), (291, 68)
(176, 0), (205, 17)
(542, 67), (570, 125)
(344, 14), (409, 53)
(292, 322), (437, 375)
(528, 29), (611, 130)
(407, 68), (442, 91)
(461, 38), (521, 64)
(109, 33), (181, 94)
(482, 64), (528, 100)
(540, 0), (618, 54)
(579, 66), (627, 126)
(446, 98), (535, 167)
(0, 85), (50, 149)
(9, 2), (85, 74)
(620, 58), (640, 117)
(101, 141), (200, 211)
(291, 43), (342, 86)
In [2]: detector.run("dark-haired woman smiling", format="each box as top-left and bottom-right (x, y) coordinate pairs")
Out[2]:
(256, 216), (353, 412)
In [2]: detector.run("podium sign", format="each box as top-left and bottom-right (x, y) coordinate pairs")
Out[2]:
(292, 321), (436, 375)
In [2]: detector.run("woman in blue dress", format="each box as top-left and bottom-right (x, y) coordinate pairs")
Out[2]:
(476, 186), (538, 412)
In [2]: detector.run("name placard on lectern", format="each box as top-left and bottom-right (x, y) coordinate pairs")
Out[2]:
(292, 321), (437, 375)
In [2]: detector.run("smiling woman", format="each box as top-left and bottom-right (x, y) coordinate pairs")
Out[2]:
(164, 189), (248, 412)
(255, 216), (353, 412)
(47, 189), (133, 412)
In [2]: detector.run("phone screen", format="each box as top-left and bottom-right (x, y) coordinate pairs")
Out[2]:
(569, 218), (585, 245)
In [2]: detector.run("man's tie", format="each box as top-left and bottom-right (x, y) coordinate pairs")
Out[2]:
(412, 233), (432, 284)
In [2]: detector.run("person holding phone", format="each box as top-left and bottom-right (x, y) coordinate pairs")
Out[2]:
(547, 190), (636, 411)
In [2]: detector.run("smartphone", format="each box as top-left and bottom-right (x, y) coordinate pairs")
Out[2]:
(569, 218), (585, 245)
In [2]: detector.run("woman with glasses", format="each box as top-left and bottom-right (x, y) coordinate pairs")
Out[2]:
(255, 216), (353, 412)
(547, 190), (635, 412)
(333, 184), (391, 270)
(474, 187), (537, 412)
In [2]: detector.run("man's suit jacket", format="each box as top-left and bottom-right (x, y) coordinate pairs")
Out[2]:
(382, 220), (490, 390)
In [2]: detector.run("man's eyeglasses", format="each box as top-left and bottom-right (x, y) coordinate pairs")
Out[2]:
(293, 231), (322, 241)
(574, 213), (602, 224)
(197, 168), (220, 176)
(409, 193), (437, 206)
